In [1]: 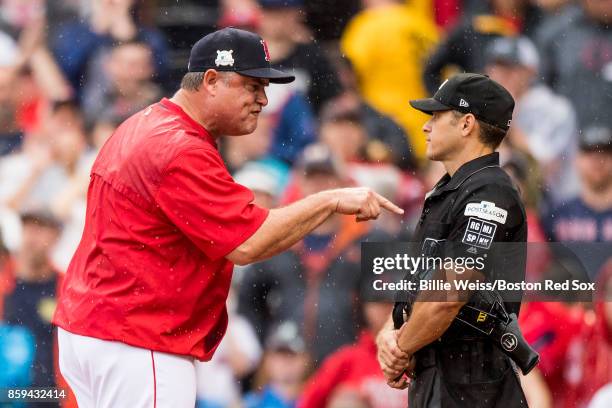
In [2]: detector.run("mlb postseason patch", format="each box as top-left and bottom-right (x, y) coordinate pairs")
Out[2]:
(462, 217), (497, 249)
(464, 201), (507, 224)
(215, 50), (234, 66)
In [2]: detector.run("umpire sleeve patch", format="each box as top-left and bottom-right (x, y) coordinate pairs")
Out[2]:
(462, 217), (497, 249)
(464, 201), (508, 224)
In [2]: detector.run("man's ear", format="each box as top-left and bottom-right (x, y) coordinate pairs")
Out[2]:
(462, 113), (477, 137)
(202, 69), (220, 96)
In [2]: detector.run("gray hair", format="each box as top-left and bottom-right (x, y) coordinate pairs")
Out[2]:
(180, 71), (235, 91)
(180, 72), (205, 91)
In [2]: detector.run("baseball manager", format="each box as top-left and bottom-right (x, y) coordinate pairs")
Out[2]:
(53, 27), (402, 407)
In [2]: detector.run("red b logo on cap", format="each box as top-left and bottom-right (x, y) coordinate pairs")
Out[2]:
(261, 40), (271, 62)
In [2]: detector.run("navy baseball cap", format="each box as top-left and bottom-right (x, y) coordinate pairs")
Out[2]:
(410, 73), (515, 131)
(188, 28), (295, 84)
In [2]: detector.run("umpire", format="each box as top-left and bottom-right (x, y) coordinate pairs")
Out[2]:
(376, 73), (530, 407)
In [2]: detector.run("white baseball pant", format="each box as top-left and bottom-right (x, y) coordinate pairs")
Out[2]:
(57, 327), (197, 407)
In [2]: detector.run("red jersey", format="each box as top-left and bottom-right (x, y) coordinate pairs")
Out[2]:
(53, 98), (268, 361)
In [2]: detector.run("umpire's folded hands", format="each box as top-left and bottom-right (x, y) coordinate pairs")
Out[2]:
(376, 327), (414, 389)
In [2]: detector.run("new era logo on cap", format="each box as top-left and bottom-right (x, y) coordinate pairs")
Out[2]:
(409, 73), (515, 131)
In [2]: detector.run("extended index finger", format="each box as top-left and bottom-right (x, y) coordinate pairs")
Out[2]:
(374, 192), (404, 215)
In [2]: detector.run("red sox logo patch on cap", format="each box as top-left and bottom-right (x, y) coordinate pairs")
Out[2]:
(261, 39), (271, 62)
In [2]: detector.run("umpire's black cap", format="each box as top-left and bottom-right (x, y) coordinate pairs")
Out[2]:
(188, 27), (295, 84)
(410, 73), (515, 131)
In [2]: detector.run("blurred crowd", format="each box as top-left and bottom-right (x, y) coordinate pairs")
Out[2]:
(0, 0), (611, 407)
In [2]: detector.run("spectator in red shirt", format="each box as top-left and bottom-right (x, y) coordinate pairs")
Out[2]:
(53, 27), (403, 408)
(298, 293), (407, 408)
(519, 301), (583, 406)
(562, 261), (612, 407)
(519, 261), (612, 407)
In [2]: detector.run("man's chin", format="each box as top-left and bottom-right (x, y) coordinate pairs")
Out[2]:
(243, 121), (259, 135)
(226, 124), (258, 137)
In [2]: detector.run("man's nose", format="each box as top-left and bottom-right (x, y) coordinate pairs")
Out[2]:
(422, 119), (432, 133)
(257, 88), (268, 107)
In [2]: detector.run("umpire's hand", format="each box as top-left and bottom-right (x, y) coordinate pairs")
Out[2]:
(332, 187), (404, 221)
(376, 327), (414, 389)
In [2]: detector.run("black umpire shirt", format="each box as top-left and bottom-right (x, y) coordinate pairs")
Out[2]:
(392, 152), (528, 408)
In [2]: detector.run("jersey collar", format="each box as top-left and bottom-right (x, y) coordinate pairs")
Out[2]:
(159, 98), (216, 146)
(427, 152), (500, 199)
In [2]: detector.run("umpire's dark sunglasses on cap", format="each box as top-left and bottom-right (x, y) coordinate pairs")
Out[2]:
(187, 27), (295, 84)
(410, 73), (515, 131)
